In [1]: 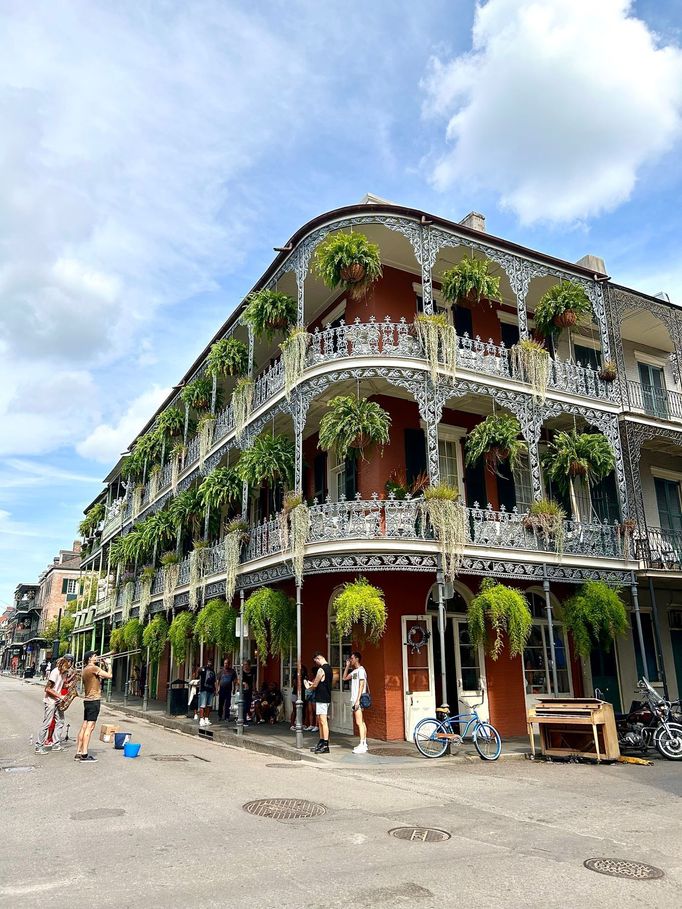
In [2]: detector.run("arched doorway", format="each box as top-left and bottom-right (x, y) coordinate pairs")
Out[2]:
(328, 588), (354, 735)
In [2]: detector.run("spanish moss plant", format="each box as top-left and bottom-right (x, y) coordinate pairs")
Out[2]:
(332, 578), (387, 644)
(468, 579), (532, 660)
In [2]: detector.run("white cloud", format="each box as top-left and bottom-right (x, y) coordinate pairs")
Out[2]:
(77, 385), (171, 463)
(422, 0), (682, 224)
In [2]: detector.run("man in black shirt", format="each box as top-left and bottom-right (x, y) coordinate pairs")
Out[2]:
(305, 651), (332, 754)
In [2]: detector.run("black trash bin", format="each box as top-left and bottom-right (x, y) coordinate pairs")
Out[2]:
(168, 679), (188, 716)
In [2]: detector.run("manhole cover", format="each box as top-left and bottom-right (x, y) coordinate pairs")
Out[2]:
(151, 755), (188, 762)
(71, 808), (126, 820)
(584, 859), (664, 880)
(2, 766), (34, 774)
(243, 798), (326, 820)
(389, 827), (451, 842)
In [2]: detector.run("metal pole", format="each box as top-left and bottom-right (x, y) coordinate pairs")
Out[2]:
(142, 645), (150, 710)
(436, 560), (448, 708)
(630, 576), (649, 680)
(295, 582), (303, 749)
(236, 589), (245, 736)
(647, 577), (669, 699)
(543, 570), (559, 697)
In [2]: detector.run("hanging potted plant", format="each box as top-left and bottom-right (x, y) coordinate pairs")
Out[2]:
(181, 377), (214, 413)
(280, 326), (311, 398)
(522, 499), (566, 554)
(138, 565), (156, 624)
(280, 492), (310, 586)
(421, 485), (468, 581)
(415, 313), (457, 381)
(318, 395), (391, 462)
(189, 539), (209, 611)
(599, 360), (617, 382)
(510, 338), (550, 402)
(332, 577), (387, 644)
(542, 430), (615, 523)
(468, 579), (533, 659)
(232, 377), (254, 440)
(194, 598), (237, 652)
(533, 281), (592, 336)
(243, 587), (296, 662)
(465, 413), (526, 476)
(160, 551), (180, 613)
(314, 231), (383, 299)
(197, 413), (216, 470)
(223, 518), (249, 603)
(207, 336), (249, 379)
(168, 610), (195, 667)
(142, 614), (169, 662)
(441, 256), (501, 307)
(242, 289), (297, 339)
(559, 581), (629, 657)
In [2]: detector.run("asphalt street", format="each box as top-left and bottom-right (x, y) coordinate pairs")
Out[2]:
(1, 674), (680, 909)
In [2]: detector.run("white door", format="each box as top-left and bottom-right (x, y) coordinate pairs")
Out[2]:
(402, 615), (436, 740)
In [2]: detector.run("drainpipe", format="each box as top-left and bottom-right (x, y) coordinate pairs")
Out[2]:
(236, 589), (245, 737)
(436, 559), (448, 709)
(295, 582), (303, 750)
(630, 574), (649, 681)
(542, 568), (559, 697)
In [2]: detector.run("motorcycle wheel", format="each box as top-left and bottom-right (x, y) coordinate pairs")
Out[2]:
(655, 722), (682, 760)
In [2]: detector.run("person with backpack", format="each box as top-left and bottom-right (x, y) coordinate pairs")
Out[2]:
(343, 651), (369, 754)
(198, 660), (217, 727)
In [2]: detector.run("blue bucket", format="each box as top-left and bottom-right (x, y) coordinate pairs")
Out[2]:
(123, 743), (141, 759)
(114, 732), (132, 750)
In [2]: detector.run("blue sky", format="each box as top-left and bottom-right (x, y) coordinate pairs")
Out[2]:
(1, 0), (682, 609)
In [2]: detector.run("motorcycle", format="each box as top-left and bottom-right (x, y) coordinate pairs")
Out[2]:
(611, 678), (682, 761)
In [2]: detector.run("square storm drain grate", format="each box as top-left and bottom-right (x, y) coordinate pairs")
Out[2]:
(584, 859), (664, 880)
(243, 799), (326, 820)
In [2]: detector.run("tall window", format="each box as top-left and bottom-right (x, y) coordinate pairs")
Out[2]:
(523, 592), (571, 696)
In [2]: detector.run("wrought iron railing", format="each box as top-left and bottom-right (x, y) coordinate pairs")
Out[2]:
(627, 380), (682, 421)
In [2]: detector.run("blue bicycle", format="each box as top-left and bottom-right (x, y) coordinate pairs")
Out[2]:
(413, 700), (502, 761)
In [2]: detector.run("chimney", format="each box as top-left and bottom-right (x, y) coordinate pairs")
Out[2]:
(576, 254), (606, 275)
(460, 212), (486, 232)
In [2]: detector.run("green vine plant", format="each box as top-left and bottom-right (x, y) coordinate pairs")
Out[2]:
(522, 499), (566, 556)
(313, 231), (383, 300)
(422, 485), (468, 581)
(194, 598), (237, 653)
(559, 581), (629, 658)
(465, 413), (527, 477)
(318, 395), (391, 462)
(510, 338), (550, 403)
(415, 313), (457, 382)
(280, 327), (311, 398)
(468, 579), (533, 660)
(243, 588), (296, 663)
(542, 430), (615, 523)
(138, 565), (156, 624)
(168, 611), (195, 668)
(533, 281), (592, 338)
(142, 615), (169, 662)
(160, 551), (180, 613)
(441, 257), (501, 307)
(232, 378), (254, 440)
(223, 518), (249, 603)
(197, 414), (216, 470)
(207, 337), (249, 379)
(332, 578), (387, 644)
(242, 289), (297, 340)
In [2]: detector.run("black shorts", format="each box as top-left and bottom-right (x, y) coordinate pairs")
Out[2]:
(84, 700), (101, 723)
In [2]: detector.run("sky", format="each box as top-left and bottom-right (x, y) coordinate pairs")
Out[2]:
(1, 0), (682, 609)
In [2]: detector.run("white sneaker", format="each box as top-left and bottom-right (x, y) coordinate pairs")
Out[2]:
(352, 743), (368, 754)
(199, 718), (206, 727)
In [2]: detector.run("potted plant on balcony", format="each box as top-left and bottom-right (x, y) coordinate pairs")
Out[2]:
(314, 231), (383, 299)
(280, 493), (310, 586)
(160, 551), (180, 613)
(559, 581), (629, 657)
(318, 395), (391, 462)
(243, 587), (296, 662)
(533, 281), (592, 335)
(181, 377), (214, 413)
(465, 413), (526, 476)
(415, 313), (457, 381)
(168, 610), (195, 668)
(332, 577), (387, 644)
(138, 565), (156, 624)
(421, 484), (468, 581)
(223, 518), (250, 603)
(231, 377), (254, 440)
(542, 430), (615, 523)
(242, 289), (297, 339)
(468, 578), (532, 659)
(194, 598), (237, 651)
(522, 499), (566, 554)
(441, 256), (501, 307)
(207, 337), (249, 379)
(510, 338), (550, 402)
(142, 614), (169, 661)
(280, 327), (311, 398)
(598, 360), (618, 382)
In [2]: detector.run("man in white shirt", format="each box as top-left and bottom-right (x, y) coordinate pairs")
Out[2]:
(35, 654), (74, 754)
(343, 651), (368, 754)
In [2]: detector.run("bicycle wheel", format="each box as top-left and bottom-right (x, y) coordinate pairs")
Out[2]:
(473, 723), (502, 761)
(414, 718), (449, 758)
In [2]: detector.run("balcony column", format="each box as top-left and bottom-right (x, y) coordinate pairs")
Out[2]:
(630, 578), (649, 681)
(542, 572), (559, 696)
